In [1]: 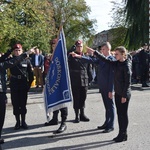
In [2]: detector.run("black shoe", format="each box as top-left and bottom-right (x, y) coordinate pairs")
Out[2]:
(97, 124), (107, 130)
(44, 119), (58, 126)
(113, 136), (119, 141)
(113, 133), (120, 141)
(21, 122), (28, 129)
(55, 123), (67, 134)
(142, 84), (149, 87)
(102, 128), (114, 133)
(0, 138), (4, 144)
(80, 115), (90, 122)
(115, 134), (127, 142)
(74, 117), (80, 123)
(14, 122), (20, 130)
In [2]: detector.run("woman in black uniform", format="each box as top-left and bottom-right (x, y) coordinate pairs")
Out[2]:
(10, 44), (34, 130)
(0, 47), (34, 144)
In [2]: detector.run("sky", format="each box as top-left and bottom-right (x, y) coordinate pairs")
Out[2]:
(85, 0), (122, 33)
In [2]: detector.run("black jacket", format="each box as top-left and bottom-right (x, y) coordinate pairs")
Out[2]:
(68, 52), (89, 87)
(0, 52), (29, 92)
(138, 49), (149, 66)
(9, 56), (34, 91)
(94, 51), (132, 98)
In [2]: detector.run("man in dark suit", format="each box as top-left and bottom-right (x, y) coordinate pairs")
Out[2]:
(31, 48), (44, 88)
(96, 42), (115, 133)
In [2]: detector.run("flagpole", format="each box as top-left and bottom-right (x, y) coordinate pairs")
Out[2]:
(149, 0), (150, 47)
(149, 0), (150, 81)
(50, 25), (63, 61)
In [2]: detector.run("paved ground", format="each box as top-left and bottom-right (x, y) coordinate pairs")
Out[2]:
(0, 83), (150, 150)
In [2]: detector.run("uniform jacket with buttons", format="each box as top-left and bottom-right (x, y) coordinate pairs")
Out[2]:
(9, 56), (34, 90)
(0, 52), (29, 92)
(68, 52), (89, 87)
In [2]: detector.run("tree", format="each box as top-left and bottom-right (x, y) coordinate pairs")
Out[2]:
(124, 0), (148, 49)
(0, 0), (55, 52)
(109, 1), (128, 50)
(110, 0), (148, 49)
(49, 0), (97, 49)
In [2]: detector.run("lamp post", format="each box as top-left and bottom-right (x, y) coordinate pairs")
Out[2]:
(149, 0), (150, 81)
(149, 0), (150, 47)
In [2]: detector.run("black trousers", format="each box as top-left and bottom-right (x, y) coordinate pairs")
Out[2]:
(115, 93), (131, 133)
(0, 93), (6, 138)
(10, 88), (28, 116)
(140, 66), (149, 84)
(53, 107), (68, 121)
(71, 86), (88, 109)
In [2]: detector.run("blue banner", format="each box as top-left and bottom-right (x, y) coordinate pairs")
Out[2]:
(44, 28), (72, 119)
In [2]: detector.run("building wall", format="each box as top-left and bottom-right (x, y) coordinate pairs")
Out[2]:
(92, 30), (113, 49)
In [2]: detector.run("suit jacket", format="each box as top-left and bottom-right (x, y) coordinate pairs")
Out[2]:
(81, 55), (115, 92)
(31, 54), (44, 68)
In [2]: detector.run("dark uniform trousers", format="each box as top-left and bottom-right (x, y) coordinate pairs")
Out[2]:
(9, 58), (33, 118)
(72, 85), (88, 109)
(140, 66), (149, 84)
(52, 107), (68, 122)
(10, 84), (28, 115)
(0, 93), (6, 138)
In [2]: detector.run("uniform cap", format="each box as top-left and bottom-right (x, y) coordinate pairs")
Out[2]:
(13, 44), (22, 49)
(75, 40), (83, 47)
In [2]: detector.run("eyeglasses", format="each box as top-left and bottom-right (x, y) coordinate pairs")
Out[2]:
(15, 50), (21, 51)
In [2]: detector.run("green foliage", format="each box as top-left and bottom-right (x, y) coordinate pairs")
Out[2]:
(49, 0), (96, 50)
(109, 27), (127, 50)
(0, 0), (96, 53)
(0, 0), (55, 52)
(109, 1), (128, 49)
(124, 0), (148, 49)
(110, 0), (148, 50)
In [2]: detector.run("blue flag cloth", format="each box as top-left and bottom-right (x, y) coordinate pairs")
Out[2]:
(44, 28), (72, 119)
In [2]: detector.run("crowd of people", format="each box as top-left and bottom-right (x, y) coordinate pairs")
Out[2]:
(0, 40), (149, 145)
(130, 43), (150, 87)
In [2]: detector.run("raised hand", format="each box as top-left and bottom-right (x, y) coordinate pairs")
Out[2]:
(70, 52), (81, 58)
(26, 46), (36, 55)
(86, 46), (95, 55)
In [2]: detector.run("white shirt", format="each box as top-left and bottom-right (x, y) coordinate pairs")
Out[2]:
(35, 54), (39, 66)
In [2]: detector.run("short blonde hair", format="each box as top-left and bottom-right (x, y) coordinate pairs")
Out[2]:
(101, 42), (111, 50)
